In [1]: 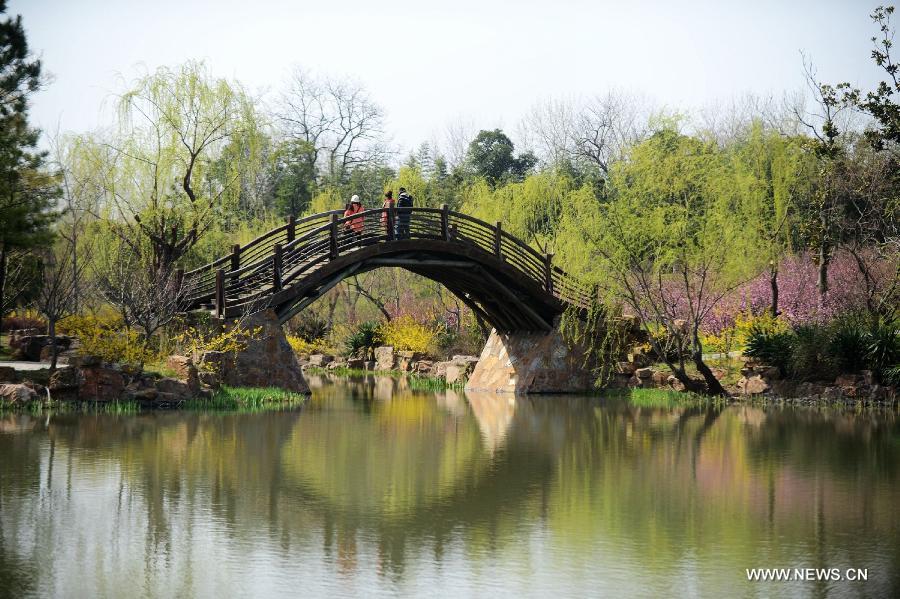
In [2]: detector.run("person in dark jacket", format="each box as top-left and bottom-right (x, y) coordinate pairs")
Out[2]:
(396, 187), (413, 239)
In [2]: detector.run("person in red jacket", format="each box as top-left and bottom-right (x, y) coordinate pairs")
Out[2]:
(344, 195), (365, 245)
(380, 190), (394, 234)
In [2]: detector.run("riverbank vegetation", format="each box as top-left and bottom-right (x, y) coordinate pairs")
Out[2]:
(0, 3), (897, 397)
(0, 385), (305, 413)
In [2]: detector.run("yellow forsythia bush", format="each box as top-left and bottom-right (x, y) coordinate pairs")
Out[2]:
(379, 315), (439, 354)
(286, 335), (333, 356)
(173, 325), (261, 358)
(701, 312), (791, 354)
(58, 312), (157, 365)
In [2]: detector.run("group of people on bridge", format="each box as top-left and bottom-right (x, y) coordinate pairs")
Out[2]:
(343, 188), (414, 242)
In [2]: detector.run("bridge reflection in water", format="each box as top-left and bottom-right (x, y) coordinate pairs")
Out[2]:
(0, 377), (898, 597)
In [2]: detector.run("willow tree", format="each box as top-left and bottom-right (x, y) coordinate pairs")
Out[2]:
(84, 61), (261, 276)
(559, 126), (758, 395)
(730, 122), (813, 316)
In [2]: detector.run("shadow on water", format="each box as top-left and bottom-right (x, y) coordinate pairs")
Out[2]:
(0, 375), (898, 597)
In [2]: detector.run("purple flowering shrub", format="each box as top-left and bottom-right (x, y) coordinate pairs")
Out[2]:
(702, 250), (896, 335)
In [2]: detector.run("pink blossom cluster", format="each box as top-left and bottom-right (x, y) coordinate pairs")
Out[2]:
(703, 251), (895, 333)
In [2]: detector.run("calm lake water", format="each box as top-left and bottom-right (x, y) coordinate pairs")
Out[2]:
(1, 374), (898, 598)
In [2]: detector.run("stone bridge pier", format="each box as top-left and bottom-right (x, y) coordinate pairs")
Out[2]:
(466, 320), (595, 394)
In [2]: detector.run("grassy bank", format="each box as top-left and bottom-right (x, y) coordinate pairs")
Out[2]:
(1, 386), (306, 414)
(1, 398), (142, 415)
(305, 366), (466, 390)
(182, 386), (307, 412)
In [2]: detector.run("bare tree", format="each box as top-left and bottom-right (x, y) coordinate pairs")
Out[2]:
(90, 238), (190, 341)
(34, 242), (86, 370)
(277, 67), (387, 186)
(521, 91), (649, 175)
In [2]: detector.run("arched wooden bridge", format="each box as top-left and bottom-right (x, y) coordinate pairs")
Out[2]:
(182, 206), (592, 332)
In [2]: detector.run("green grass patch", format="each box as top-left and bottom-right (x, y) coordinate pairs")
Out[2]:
(307, 365), (462, 390)
(306, 366), (400, 377)
(2, 399), (142, 415)
(143, 361), (180, 378)
(408, 373), (464, 391)
(616, 387), (726, 409)
(182, 385), (307, 412)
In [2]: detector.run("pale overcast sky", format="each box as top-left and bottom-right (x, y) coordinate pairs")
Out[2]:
(9, 0), (887, 155)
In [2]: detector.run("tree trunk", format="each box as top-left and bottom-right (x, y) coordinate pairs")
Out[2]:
(0, 242), (6, 351)
(769, 264), (779, 318)
(664, 360), (707, 395)
(692, 329), (727, 395)
(817, 222), (829, 301)
(692, 350), (727, 396)
(49, 317), (58, 371)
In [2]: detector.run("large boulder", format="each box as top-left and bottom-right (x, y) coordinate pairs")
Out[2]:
(445, 356), (479, 385)
(166, 355), (201, 394)
(0, 383), (37, 405)
(155, 378), (193, 400)
(13, 335), (72, 361)
(200, 310), (308, 394)
(0, 366), (17, 383)
(48, 366), (80, 401)
(374, 346), (396, 371)
(78, 367), (126, 402)
(431, 361), (451, 379)
(308, 354), (334, 367)
(738, 375), (770, 396)
(397, 351), (425, 372)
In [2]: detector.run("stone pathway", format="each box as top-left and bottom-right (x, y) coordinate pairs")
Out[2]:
(0, 361), (52, 371)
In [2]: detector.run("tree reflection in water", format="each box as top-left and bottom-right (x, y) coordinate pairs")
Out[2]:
(0, 377), (898, 597)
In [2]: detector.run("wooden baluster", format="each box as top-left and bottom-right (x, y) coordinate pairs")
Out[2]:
(230, 244), (241, 283)
(329, 214), (339, 259)
(286, 215), (296, 243)
(273, 243), (283, 291)
(544, 253), (554, 293)
(387, 205), (395, 241)
(494, 222), (503, 258)
(215, 269), (225, 317)
(441, 204), (449, 241)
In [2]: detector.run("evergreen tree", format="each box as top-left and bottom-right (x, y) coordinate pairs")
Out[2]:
(0, 0), (57, 345)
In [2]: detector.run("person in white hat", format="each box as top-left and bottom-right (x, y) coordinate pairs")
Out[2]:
(343, 194), (365, 246)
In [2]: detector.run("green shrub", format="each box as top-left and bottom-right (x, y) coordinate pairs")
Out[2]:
(864, 322), (900, 372)
(344, 321), (383, 359)
(791, 325), (836, 381)
(881, 364), (900, 386)
(828, 321), (869, 373)
(745, 329), (794, 375)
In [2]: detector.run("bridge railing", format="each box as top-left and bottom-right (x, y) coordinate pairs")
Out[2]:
(184, 206), (593, 316)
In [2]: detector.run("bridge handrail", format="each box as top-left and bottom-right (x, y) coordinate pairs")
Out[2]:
(184, 210), (344, 277)
(183, 206), (593, 312)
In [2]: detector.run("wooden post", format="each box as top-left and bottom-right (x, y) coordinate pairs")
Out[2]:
(544, 253), (554, 293)
(387, 205), (395, 241)
(273, 243), (283, 291)
(174, 268), (184, 292)
(494, 222), (503, 258)
(286, 215), (296, 243)
(215, 269), (225, 317)
(230, 244), (241, 283)
(441, 204), (449, 241)
(329, 214), (339, 259)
